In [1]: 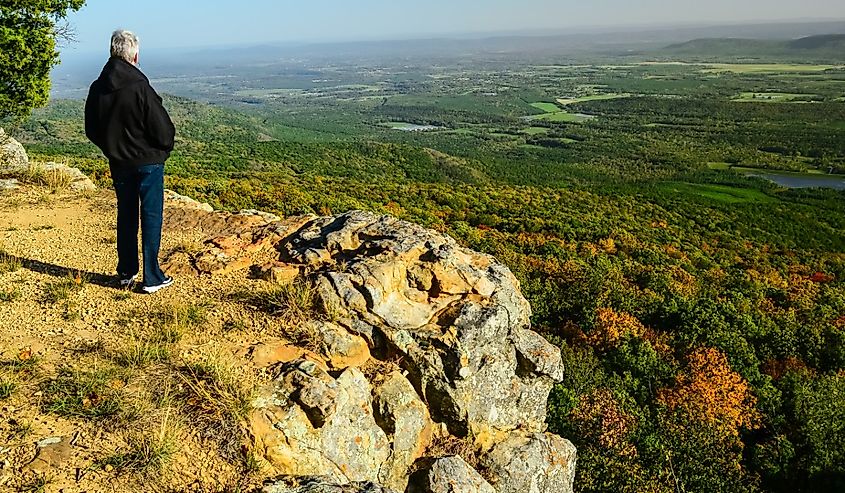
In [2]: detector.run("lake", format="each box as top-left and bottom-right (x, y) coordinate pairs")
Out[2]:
(745, 172), (845, 190)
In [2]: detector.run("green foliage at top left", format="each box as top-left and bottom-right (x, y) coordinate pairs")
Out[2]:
(0, 0), (85, 123)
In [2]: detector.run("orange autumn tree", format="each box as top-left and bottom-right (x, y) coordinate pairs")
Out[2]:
(570, 388), (637, 456)
(658, 347), (759, 438)
(585, 308), (646, 350)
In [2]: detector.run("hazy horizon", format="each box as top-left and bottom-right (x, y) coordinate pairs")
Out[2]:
(61, 0), (845, 56)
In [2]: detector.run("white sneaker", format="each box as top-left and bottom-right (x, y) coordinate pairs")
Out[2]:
(119, 274), (137, 288)
(142, 276), (174, 294)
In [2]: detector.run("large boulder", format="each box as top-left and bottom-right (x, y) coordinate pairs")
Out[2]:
(280, 211), (563, 437)
(0, 128), (28, 173)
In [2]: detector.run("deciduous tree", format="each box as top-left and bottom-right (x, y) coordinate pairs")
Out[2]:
(0, 0), (84, 122)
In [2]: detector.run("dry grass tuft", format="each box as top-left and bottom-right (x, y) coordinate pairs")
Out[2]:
(40, 168), (72, 194)
(43, 271), (87, 303)
(232, 279), (317, 324)
(176, 352), (257, 460)
(0, 248), (21, 274)
(178, 353), (256, 424)
(171, 239), (204, 255)
(98, 407), (181, 473)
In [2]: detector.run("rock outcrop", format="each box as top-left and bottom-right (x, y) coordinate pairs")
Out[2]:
(0, 128), (96, 191)
(163, 207), (576, 493)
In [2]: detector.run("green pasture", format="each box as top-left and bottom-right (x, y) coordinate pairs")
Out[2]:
(660, 182), (777, 203)
(556, 93), (629, 105)
(530, 102), (561, 113)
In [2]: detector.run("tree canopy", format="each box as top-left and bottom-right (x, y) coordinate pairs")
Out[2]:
(0, 0), (84, 123)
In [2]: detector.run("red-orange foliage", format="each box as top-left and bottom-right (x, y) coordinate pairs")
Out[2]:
(762, 357), (811, 380)
(586, 308), (646, 350)
(571, 388), (637, 456)
(657, 348), (759, 438)
(809, 271), (835, 283)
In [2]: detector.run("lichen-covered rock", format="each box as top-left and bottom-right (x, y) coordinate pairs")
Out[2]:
(263, 477), (398, 493)
(280, 211), (563, 436)
(480, 432), (577, 493)
(407, 456), (495, 493)
(0, 128), (28, 172)
(374, 371), (433, 491)
(167, 204), (573, 492)
(251, 364), (390, 483)
(309, 321), (371, 370)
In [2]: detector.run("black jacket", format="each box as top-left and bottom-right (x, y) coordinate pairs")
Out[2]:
(85, 57), (175, 167)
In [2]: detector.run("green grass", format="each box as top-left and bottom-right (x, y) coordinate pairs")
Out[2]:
(532, 112), (596, 123)
(0, 287), (21, 302)
(556, 94), (628, 105)
(41, 366), (127, 419)
(659, 183), (777, 204)
(98, 419), (179, 473)
(0, 249), (21, 274)
(43, 273), (87, 303)
(530, 102), (561, 113)
(0, 379), (16, 399)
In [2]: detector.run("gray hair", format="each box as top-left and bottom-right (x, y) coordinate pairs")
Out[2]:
(110, 29), (139, 63)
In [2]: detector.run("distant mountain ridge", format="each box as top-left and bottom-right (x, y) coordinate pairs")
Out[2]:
(664, 34), (845, 60)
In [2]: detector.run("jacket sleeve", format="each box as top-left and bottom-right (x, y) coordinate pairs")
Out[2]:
(143, 84), (176, 152)
(84, 87), (101, 148)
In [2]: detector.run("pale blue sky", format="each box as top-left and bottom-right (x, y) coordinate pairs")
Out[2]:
(63, 0), (845, 53)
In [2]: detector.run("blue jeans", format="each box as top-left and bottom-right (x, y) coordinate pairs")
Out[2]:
(110, 164), (166, 287)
